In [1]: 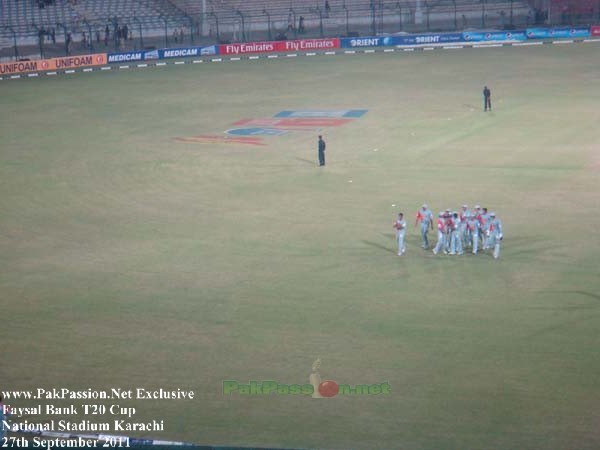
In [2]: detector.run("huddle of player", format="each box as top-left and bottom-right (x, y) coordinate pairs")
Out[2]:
(395, 204), (503, 259)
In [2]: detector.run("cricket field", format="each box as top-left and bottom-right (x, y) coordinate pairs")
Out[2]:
(1, 42), (599, 449)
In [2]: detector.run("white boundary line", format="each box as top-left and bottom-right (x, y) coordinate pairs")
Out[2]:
(513, 41), (543, 46)
(473, 43), (503, 48)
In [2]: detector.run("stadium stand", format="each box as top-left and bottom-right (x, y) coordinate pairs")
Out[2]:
(526, 0), (599, 24)
(549, 0), (597, 22)
(189, 0), (532, 43)
(166, 0), (532, 44)
(0, 0), (197, 56)
(0, 0), (534, 39)
(0, 0), (561, 60)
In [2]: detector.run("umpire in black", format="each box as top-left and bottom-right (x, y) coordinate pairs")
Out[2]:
(483, 86), (492, 112)
(318, 135), (326, 166)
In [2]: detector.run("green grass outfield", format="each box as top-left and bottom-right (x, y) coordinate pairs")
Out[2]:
(1, 42), (600, 450)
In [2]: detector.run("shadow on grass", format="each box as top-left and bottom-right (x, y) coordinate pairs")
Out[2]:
(548, 290), (600, 303)
(295, 157), (317, 166)
(523, 291), (600, 317)
(362, 240), (396, 254)
(526, 310), (600, 338)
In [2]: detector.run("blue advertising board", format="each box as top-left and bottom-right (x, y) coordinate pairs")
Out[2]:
(107, 51), (147, 63)
(106, 47), (186, 63)
(159, 45), (218, 59)
(340, 33), (463, 48)
(461, 31), (527, 42)
(525, 27), (590, 39)
(395, 33), (464, 45)
(341, 36), (388, 48)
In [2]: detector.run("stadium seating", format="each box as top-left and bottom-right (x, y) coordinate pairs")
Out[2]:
(1, 0), (533, 37)
(0, 0), (536, 55)
(0, 0), (184, 35)
(527, 0), (598, 24)
(551, 0), (596, 14)
(550, 0), (597, 19)
(172, 0), (530, 18)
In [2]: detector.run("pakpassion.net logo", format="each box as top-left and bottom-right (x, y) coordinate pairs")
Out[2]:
(223, 359), (391, 398)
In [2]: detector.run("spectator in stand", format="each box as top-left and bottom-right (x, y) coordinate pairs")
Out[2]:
(298, 16), (305, 34)
(38, 27), (45, 45)
(325, 0), (330, 17)
(66, 31), (72, 54)
(561, 5), (568, 24)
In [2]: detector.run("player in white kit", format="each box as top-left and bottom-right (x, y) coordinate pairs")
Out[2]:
(394, 212), (407, 255)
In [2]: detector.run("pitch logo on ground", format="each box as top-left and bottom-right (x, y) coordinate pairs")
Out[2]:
(223, 359), (390, 398)
(175, 109), (367, 146)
